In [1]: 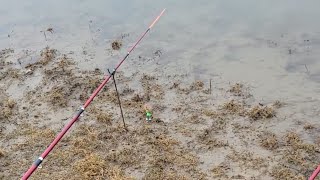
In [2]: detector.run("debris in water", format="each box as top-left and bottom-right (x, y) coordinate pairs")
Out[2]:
(248, 105), (275, 120)
(47, 27), (54, 33)
(111, 40), (122, 50)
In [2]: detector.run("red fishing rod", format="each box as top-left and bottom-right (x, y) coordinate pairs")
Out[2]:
(309, 165), (320, 180)
(21, 8), (166, 180)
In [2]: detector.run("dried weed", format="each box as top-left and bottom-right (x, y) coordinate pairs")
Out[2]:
(273, 100), (284, 108)
(106, 147), (140, 167)
(228, 83), (244, 96)
(74, 153), (106, 179)
(202, 109), (218, 118)
(39, 46), (56, 65)
(284, 132), (302, 147)
(190, 80), (204, 91)
(111, 40), (122, 50)
(0, 98), (16, 121)
(95, 110), (112, 125)
(270, 166), (304, 180)
(259, 131), (279, 150)
(0, 149), (5, 158)
(211, 116), (227, 131)
(303, 123), (315, 130)
(47, 86), (69, 107)
(248, 105), (275, 120)
(222, 100), (246, 116)
(197, 129), (228, 149)
(227, 150), (267, 170)
(211, 163), (229, 178)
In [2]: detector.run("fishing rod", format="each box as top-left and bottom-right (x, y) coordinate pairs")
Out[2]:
(21, 8), (166, 179)
(309, 165), (320, 180)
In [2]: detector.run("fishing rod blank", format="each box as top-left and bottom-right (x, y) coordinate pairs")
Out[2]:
(309, 165), (320, 180)
(21, 8), (166, 180)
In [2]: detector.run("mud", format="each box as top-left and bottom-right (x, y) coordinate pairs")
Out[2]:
(0, 45), (319, 180)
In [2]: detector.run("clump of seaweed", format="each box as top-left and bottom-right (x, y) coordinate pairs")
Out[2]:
(7, 68), (21, 79)
(139, 74), (165, 100)
(197, 128), (228, 149)
(222, 100), (246, 116)
(303, 123), (315, 130)
(258, 131), (279, 150)
(25, 47), (57, 71)
(0, 68), (21, 80)
(5, 99), (16, 109)
(0, 149), (5, 158)
(270, 166), (304, 180)
(81, 75), (104, 94)
(228, 83), (244, 96)
(141, 74), (156, 81)
(143, 168), (187, 180)
(283, 149), (305, 166)
(0, 48), (14, 58)
(169, 82), (180, 89)
(228, 83), (251, 97)
(211, 116), (227, 131)
(284, 132), (302, 147)
(273, 100), (284, 108)
(211, 163), (229, 178)
(227, 150), (267, 170)
(187, 114), (203, 124)
(131, 94), (143, 102)
(96, 111), (112, 125)
(57, 54), (74, 71)
(149, 150), (198, 170)
(74, 154), (106, 179)
(70, 126), (104, 160)
(202, 109), (218, 118)
(248, 105), (275, 120)
(0, 98), (16, 121)
(190, 80), (204, 90)
(39, 46), (57, 65)
(146, 134), (179, 152)
(111, 40), (122, 50)
(106, 147), (140, 167)
(121, 86), (135, 96)
(11, 124), (55, 150)
(283, 132), (317, 154)
(47, 86), (68, 107)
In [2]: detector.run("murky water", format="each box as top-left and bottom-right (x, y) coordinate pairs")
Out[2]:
(1, 0), (320, 102)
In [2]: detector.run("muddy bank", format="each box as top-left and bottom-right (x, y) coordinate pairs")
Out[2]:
(0, 46), (319, 179)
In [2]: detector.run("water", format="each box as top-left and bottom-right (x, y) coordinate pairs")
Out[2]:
(1, 0), (320, 102)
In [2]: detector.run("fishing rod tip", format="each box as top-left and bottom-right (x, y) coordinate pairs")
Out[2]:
(148, 9), (166, 29)
(161, 8), (166, 14)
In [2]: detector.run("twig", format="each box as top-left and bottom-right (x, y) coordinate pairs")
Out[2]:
(88, 20), (96, 44)
(305, 64), (310, 74)
(210, 79), (212, 94)
(40, 31), (47, 41)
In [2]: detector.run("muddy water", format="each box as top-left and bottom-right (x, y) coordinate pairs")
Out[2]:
(1, 0), (320, 128)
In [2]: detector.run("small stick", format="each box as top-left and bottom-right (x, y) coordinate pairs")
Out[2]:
(41, 31), (47, 41)
(305, 64), (310, 74)
(209, 79), (212, 94)
(88, 21), (94, 42)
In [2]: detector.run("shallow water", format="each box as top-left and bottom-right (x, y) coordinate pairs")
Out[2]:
(1, 0), (320, 103)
